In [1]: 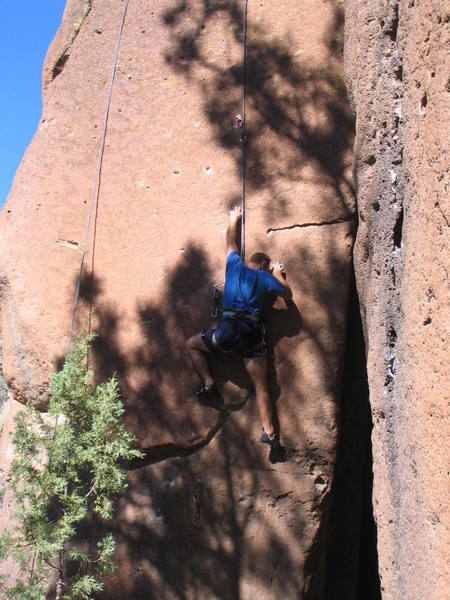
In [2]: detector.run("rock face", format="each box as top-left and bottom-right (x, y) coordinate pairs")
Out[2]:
(345, 1), (449, 599)
(0, 0), (355, 598)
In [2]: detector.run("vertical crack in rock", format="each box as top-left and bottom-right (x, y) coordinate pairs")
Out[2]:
(52, 0), (93, 80)
(393, 205), (404, 249)
(377, 6), (406, 529)
(385, 2), (399, 42)
(346, 0), (449, 597)
(350, 0), (406, 486)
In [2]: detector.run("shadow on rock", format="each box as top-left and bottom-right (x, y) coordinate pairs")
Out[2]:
(56, 2), (365, 598)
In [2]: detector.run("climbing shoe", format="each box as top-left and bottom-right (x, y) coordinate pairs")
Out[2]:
(196, 382), (218, 400)
(260, 428), (281, 449)
(195, 383), (224, 410)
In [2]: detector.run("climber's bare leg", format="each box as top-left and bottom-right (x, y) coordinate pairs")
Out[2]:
(244, 355), (275, 438)
(186, 334), (214, 388)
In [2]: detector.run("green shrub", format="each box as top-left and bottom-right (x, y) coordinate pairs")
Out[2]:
(0, 334), (143, 600)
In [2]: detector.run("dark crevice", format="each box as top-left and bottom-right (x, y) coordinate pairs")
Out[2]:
(126, 398), (249, 470)
(389, 357), (396, 376)
(51, 1), (93, 81)
(267, 215), (354, 234)
(386, 3), (399, 41)
(388, 327), (397, 347)
(356, 422), (381, 599)
(325, 273), (381, 600)
(393, 205), (404, 248)
(392, 147), (403, 165)
(420, 92), (428, 112)
(126, 417), (227, 469)
(52, 53), (69, 80)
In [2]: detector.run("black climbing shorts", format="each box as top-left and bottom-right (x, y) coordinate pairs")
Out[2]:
(201, 312), (265, 359)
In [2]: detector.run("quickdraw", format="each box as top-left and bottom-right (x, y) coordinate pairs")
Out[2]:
(210, 283), (220, 319)
(235, 114), (247, 144)
(192, 487), (202, 528)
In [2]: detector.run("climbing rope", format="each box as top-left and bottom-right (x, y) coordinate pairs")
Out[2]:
(210, 2), (249, 318)
(239, 0), (249, 260)
(66, 0), (129, 356)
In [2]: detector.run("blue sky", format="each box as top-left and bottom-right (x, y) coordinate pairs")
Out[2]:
(0, 2), (66, 209)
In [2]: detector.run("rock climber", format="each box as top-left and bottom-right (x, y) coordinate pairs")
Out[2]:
(186, 205), (292, 447)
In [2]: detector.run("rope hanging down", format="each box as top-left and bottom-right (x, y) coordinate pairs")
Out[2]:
(239, 0), (249, 260)
(66, 0), (129, 356)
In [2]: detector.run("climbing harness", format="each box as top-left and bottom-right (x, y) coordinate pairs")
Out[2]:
(66, 0), (129, 355)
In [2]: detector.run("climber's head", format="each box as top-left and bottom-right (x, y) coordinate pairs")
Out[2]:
(248, 252), (271, 271)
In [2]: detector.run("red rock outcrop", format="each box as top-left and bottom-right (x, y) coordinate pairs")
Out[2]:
(345, 1), (449, 599)
(0, 0), (357, 597)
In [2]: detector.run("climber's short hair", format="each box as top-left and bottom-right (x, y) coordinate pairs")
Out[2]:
(249, 252), (271, 270)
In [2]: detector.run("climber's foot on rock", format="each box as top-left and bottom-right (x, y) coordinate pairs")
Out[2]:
(260, 427), (281, 450)
(195, 383), (225, 411)
(260, 428), (287, 463)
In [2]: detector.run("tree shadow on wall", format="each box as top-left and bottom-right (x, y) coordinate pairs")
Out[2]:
(159, 5), (378, 595)
(67, 221), (364, 600)
(65, 247), (315, 600)
(55, 3), (366, 598)
(161, 0), (355, 219)
(101, 421), (306, 600)
(74, 242), (303, 460)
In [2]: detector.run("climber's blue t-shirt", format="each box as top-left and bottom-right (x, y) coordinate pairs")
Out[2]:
(223, 251), (285, 315)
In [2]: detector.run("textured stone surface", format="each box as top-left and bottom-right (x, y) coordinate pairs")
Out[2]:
(0, 342), (8, 418)
(0, 0), (355, 597)
(345, 1), (449, 598)
(0, 398), (21, 584)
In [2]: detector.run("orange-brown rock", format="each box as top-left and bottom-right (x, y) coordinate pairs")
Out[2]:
(0, 1), (356, 597)
(345, 1), (449, 598)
